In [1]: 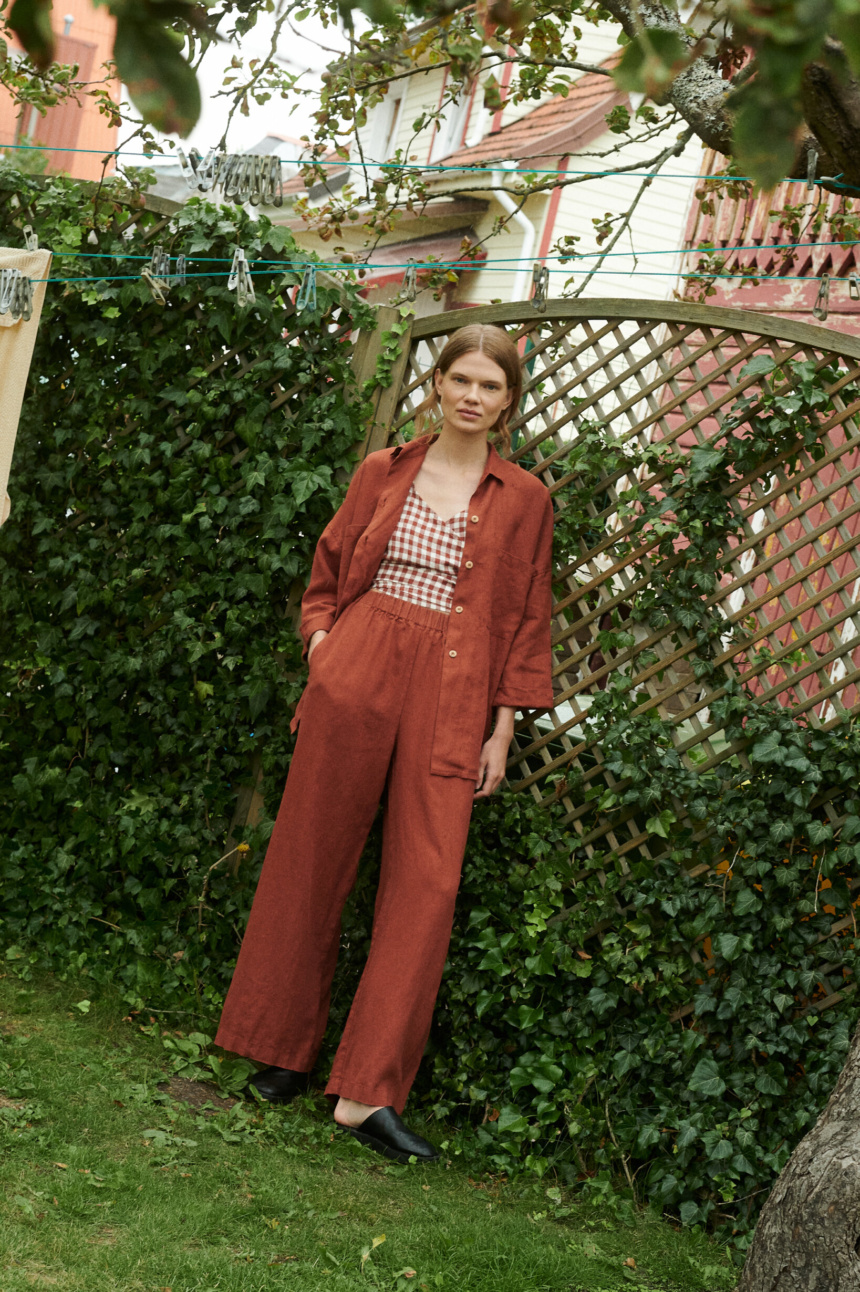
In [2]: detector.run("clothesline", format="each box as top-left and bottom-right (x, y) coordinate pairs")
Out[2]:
(35, 238), (860, 269)
(2, 139), (854, 187)
(28, 266), (850, 286)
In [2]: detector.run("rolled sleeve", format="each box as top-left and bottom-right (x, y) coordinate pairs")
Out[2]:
(492, 490), (555, 710)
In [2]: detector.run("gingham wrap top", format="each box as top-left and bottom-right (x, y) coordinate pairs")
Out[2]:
(369, 482), (467, 614)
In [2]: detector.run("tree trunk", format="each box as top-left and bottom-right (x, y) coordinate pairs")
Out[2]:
(738, 1016), (860, 1291)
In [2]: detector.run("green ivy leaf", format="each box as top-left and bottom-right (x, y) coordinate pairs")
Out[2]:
(496, 1106), (529, 1134)
(688, 1058), (726, 1099)
(713, 933), (741, 962)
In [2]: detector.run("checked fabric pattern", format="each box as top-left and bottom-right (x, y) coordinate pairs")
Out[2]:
(370, 482), (467, 614)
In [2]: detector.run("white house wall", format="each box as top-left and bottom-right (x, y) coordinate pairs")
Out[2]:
(547, 128), (705, 301)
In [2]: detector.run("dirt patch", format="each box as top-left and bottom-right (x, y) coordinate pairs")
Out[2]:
(86, 1226), (118, 1246)
(156, 1076), (239, 1112)
(0, 1094), (24, 1108)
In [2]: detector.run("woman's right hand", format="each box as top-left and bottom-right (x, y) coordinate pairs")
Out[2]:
(308, 630), (329, 664)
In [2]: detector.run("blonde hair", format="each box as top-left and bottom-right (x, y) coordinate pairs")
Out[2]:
(413, 324), (522, 453)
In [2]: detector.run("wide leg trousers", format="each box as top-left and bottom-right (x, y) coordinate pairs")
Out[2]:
(214, 590), (477, 1114)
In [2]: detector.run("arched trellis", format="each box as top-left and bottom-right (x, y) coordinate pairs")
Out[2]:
(358, 299), (860, 872)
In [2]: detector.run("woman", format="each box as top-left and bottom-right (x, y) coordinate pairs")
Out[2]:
(215, 323), (555, 1163)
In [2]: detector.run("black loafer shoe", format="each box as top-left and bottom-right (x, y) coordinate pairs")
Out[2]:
(342, 1106), (439, 1164)
(245, 1066), (310, 1104)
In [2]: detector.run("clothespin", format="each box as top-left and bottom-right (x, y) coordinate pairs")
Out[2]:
(403, 263), (418, 301)
(806, 147), (819, 192)
(295, 264), (317, 313)
(196, 147), (222, 193)
(174, 254), (187, 287)
(0, 268), (16, 316)
(177, 147), (202, 190)
(236, 155), (254, 203)
(531, 262), (549, 312)
(248, 155), (264, 207)
(22, 223), (38, 251)
(222, 154), (241, 202)
(268, 155), (283, 208)
(850, 274), (859, 302)
(813, 273), (830, 321)
(228, 248), (255, 307)
(10, 273), (33, 322)
(0, 268), (17, 315)
(140, 247), (171, 304)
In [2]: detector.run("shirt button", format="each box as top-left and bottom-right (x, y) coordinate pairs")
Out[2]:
(449, 649), (457, 658)
(470, 515), (479, 523)
(465, 560), (473, 569)
(455, 606), (463, 613)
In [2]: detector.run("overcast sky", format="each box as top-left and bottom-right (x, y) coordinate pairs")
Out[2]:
(120, 12), (353, 165)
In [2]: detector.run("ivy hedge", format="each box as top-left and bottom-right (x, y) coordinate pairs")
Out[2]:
(2, 168), (859, 1251)
(0, 166), (374, 1015)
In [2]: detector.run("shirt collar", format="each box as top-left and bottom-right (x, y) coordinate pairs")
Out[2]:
(390, 433), (507, 483)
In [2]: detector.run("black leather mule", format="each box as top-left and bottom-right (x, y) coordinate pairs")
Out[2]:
(341, 1106), (439, 1164)
(245, 1065), (310, 1104)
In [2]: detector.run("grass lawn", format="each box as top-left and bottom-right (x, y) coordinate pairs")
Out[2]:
(0, 971), (738, 1292)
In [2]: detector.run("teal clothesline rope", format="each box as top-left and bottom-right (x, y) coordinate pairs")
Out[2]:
(3, 139), (858, 188)
(35, 238), (860, 267)
(28, 265), (851, 285)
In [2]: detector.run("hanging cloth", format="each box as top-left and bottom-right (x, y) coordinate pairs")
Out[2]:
(0, 246), (52, 526)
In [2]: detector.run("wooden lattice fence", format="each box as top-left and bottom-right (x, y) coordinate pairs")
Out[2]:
(360, 300), (860, 1011)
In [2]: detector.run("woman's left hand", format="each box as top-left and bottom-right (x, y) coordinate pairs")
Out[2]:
(474, 734), (509, 800)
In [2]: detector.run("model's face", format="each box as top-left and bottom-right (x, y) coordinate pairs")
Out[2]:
(434, 351), (513, 438)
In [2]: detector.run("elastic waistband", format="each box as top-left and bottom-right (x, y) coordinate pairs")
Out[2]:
(361, 589), (450, 632)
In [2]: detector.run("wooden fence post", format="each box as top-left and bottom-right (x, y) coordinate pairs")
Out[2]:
(351, 305), (416, 459)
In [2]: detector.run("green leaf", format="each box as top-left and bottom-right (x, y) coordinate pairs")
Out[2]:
(613, 28), (690, 98)
(730, 83), (801, 192)
(733, 887), (761, 918)
(496, 1105), (529, 1134)
(709, 1138), (733, 1161)
(113, 12), (201, 136)
(646, 808), (676, 838)
(751, 730), (783, 763)
(7, 0), (54, 68)
(755, 1064), (787, 1096)
(739, 355), (777, 379)
(688, 1057), (726, 1099)
(713, 932), (741, 962)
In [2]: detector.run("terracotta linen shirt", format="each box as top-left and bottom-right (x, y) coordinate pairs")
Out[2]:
(293, 433), (555, 779)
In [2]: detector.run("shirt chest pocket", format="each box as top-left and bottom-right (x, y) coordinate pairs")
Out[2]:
(488, 550), (535, 640)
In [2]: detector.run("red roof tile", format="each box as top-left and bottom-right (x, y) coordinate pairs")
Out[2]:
(440, 56), (626, 168)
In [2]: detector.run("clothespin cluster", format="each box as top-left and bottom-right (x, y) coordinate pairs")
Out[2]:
(0, 268), (34, 321)
(140, 248), (188, 304)
(228, 248), (255, 307)
(813, 271), (860, 321)
(177, 148), (283, 207)
(532, 262), (549, 312)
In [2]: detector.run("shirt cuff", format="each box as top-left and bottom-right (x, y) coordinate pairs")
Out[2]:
(492, 688), (554, 711)
(300, 612), (336, 661)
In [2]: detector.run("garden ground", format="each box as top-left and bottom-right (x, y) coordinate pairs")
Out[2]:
(0, 970), (738, 1292)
